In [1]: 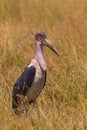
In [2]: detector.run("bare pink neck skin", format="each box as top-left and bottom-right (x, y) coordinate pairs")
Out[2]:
(35, 41), (47, 71)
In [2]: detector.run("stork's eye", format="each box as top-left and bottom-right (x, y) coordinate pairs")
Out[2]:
(40, 32), (46, 38)
(35, 31), (47, 41)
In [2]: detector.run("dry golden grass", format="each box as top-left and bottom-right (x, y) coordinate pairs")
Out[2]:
(0, 0), (87, 130)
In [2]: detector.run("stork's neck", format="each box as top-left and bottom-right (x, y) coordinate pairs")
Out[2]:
(35, 41), (47, 71)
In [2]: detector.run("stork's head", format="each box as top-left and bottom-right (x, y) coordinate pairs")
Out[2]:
(35, 31), (59, 56)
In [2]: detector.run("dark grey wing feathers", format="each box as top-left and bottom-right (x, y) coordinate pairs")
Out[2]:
(12, 66), (36, 108)
(43, 71), (47, 86)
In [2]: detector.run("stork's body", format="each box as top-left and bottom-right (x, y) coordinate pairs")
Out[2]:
(24, 59), (46, 101)
(12, 31), (59, 109)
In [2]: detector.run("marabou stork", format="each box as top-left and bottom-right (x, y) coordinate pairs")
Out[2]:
(12, 31), (59, 110)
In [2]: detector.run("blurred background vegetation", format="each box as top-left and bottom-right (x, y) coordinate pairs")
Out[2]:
(0, 0), (87, 130)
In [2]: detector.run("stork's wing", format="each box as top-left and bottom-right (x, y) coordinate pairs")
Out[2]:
(12, 66), (36, 108)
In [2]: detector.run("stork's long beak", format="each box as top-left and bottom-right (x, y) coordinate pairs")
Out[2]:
(43, 39), (59, 56)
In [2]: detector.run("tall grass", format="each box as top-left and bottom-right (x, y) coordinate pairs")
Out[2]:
(0, 0), (87, 130)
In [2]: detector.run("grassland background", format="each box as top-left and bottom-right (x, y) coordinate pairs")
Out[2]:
(0, 0), (87, 130)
